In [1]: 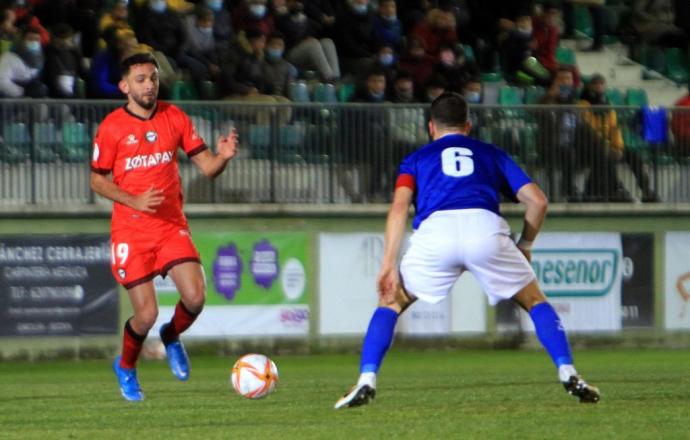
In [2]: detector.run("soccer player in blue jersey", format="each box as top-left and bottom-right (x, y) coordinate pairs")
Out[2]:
(334, 92), (600, 409)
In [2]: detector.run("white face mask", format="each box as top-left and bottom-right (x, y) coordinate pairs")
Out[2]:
(249, 4), (266, 18)
(58, 74), (75, 95)
(150, 0), (166, 13)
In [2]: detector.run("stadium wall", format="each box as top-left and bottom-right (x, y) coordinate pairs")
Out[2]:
(1, 204), (689, 359)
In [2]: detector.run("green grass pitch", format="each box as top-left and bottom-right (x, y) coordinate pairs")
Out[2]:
(1, 349), (688, 439)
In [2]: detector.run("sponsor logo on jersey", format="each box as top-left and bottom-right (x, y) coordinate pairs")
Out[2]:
(92, 143), (99, 161)
(179, 229), (190, 237)
(125, 134), (139, 145)
(118, 268), (126, 279)
(530, 249), (619, 297)
(124, 150), (174, 171)
(145, 131), (158, 143)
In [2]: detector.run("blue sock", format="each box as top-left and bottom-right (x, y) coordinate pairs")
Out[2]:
(360, 307), (399, 374)
(529, 302), (573, 368)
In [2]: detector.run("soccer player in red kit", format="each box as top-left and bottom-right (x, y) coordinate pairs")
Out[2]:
(90, 52), (238, 401)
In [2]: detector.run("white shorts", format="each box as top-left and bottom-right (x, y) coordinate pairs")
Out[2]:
(400, 209), (536, 305)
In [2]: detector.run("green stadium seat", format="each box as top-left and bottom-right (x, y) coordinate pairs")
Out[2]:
(664, 48), (690, 84)
(75, 78), (86, 99)
(170, 79), (198, 101)
(60, 122), (90, 162)
(625, 88), (648, 106)
(337, 83), (355, 102)
(288, 81), (310, 102)
(313, 83), (337, 103)
(555, 47), (576, 66)
(32, 122), (58, 163)
(278, 125), (306, 162)
(248, 124), (270, 159)
(524, 86), (545, 104)
(461, 44), (475, 63)
(1, 122), (30, 163)
(200, 80), (217, 100)
(574, 5), (593, 38)
(639, 45), (666, 73)
(498, 86), (523, 105)
(605, 88), (624, 105)
(480, 72), (502, 83)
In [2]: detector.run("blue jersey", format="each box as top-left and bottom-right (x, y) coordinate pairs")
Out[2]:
(397, 134), (532, 229)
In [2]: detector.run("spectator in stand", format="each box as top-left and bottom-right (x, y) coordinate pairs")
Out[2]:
(43, 23), (87, 98)
(532, 1), (559, 75)
(397, 0), (433, 34)
(390, 70), (416, 103)
(562, 0), (604, 51)
(539, 68), (630, 202)
(671, 83), (690, 157)
(232, 0), (274, 35)
(579, 74), (659, 202)
(372, 0), (402, 52)
(264, 32), (297, 97)
(334, 0), (375, 77)
(89, 26), (137, 98)
(462, 76), (482, 104)
(501, 10), (550, 86)
(273, 0), (340, 81)
(202, 0), (233, 52)
(12, 0), (50, 46)
(351, 66), (387, 103)
(399, 36), (434, 92)
(632, 0), (687, 49)
(303, 0), (337, 40)
(462, 76), (485, 136)
(433, 43), (479, 93)
(99, 0), (131, 35)
(183, 6), (222, 84)
(0, 25), (47, 97)
(412, 8), (457, 57)
(423, 73), (447, 102)
(374, 42), (398, 85)
(0, 8), (18, 54)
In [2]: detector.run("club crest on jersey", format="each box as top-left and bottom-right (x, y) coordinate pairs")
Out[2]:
(125, 150), (174, 171)
(145, 131), (158, 143)
(118, 268), (126, 279)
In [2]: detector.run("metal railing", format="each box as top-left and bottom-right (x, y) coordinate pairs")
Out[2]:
(1, 100), (689, 207)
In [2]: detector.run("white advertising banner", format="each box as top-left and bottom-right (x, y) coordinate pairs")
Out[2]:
(519, 232), (623, 332)
(319, 233), (486, 336)
(664, 232), (690, 329)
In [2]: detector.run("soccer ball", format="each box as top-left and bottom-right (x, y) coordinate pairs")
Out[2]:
(231, 353), (279, 399)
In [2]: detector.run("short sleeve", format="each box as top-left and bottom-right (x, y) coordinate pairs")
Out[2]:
(90, 124), (117, 174)
(179, 111), (207, 158)
(395, 152), (416, 190)
(496, 148), (532, 200)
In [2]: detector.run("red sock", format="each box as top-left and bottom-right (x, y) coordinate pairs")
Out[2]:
(119, 319), (147, 369)
(161, 301), (200, 345)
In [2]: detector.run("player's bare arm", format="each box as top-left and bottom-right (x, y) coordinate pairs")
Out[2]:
(90, 172), (164, 213)
(377, 186), (413, 305)
(516, 182), (548, 262)
(190, 129), (238, 178)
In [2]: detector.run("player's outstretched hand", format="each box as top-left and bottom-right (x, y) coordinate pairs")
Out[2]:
(131, 185), (165, 213)
(217, 128), (238, 160)
(377, 265), (400, 304)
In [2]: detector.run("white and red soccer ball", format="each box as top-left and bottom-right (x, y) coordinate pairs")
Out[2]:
(231, 354), (279, 399)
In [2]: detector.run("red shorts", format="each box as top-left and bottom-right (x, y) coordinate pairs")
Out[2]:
(110, 223), (200, 289)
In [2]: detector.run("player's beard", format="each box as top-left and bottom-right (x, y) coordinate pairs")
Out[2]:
(133, 91), (158, 110)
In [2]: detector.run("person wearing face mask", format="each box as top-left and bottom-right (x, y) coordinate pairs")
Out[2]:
(183, 6), (223, 84)
(334, 0), (376, 76)
(199, 0), (233, 51)
(374, 43), (399, 86)
(372, 0), (402, 52)
(432, 44), (478, 93)
(232, 0), (274, 36)
(264, 32), (297, 97)
(0, 26), (47, 97)
(578, 74), (659, 202)
(411, 8), (458, 57)
(399, 36), (434, 91)
(43, 23), (87, 98)
(273, 0), (340, 81)
(539, 68), (630, 202)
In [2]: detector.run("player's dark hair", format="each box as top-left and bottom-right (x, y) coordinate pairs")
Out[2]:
(430, 92), (468, 128)
(120, 52), (159, 76)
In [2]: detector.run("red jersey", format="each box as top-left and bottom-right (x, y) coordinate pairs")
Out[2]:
(91, 102), (206, 231)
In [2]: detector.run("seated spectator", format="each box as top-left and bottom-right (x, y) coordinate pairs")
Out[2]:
(671, 82), (690, 156)
(399, 36), (434, 92)
(632, 0), (687, 49)
(334, 0), (375, 77)
(372, 0), (402, 52)
(232, 0), (274, 35)
(412, 8), (457, 57)
(202, 0), (234, 51)
(43, 23), (87, 98)
(303, 0), (337, 39)
(0, 8), (18, 54)
(264, 32), (297, 97)
(532, 1), (559, 74)
(351, 66), (387, 103)
(89, 26), (137, 98)
(423, 73), (447, 102)
(539, 68), (630, 202)
(433, 44), (479, 93)
(0, 26), (47, 97)
(183, 6), (222, 83)
(13, 3), (50, 46)
(374, 42), (398, 85)
(273, 0), (340, 81)
(462, 76), (482, 104)
(562, 0), (604, 51)
(99, 0), (130, 35)
(579, 74), (659, 201)
(501, 10), (550, 86)
(390, 70), (416, 103)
